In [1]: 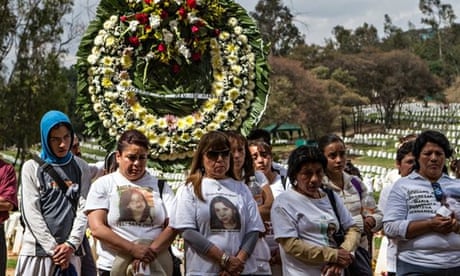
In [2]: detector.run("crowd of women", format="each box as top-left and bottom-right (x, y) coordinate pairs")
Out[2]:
(10, 109), (460, 276)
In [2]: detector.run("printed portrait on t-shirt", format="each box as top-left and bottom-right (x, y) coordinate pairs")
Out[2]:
(327, 223), (338, 247)
(118, 186), (154, 225)
(210, 196), (241, 231)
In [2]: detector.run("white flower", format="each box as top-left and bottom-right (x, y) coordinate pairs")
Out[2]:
(87, 54), (99, 65)
(169, 20), (179, 32)
(234, 26), (243, 35)
(129, 21), (139, 32)
(219, 31), (230, 41)
(238, 34), (248, 44)
(162, 29), (174, 44)
(94, 35), (104, 46)
(150, 14), (161, 29)
(228, 17), (238, 27)
(178, 41), (191, 59)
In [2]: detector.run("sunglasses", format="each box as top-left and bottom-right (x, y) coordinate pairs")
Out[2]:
(431, 182), (444, 202)
(205, 149), (230, 160)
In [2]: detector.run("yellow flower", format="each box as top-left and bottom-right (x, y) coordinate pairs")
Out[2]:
(231, 65), (242, 75)
(212, 82), (224, 97)
(226, 43), (239, 54)
(121, 54), (133, 69)
(144, 114), (156, 127)
(184, 115), (195, 127)
(105, 35), (116, 47)
(102, 56), (113, 66)
(180, 132), (191, 141)
(158, 135), (169, 148)
(203, 100), (216, 113)
(227, 88), (240, 100)
(157, 117), (167, 129)
(101, 77), (113, 88)
(206, 122), (219, 131)
(222, 101), (234, 112)
(192, 128), (204, 139)
(232, 77), (242, 88)
(215, 111), (227, 122)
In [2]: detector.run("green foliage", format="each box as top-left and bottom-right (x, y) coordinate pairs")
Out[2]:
(251, 0), (305, 56)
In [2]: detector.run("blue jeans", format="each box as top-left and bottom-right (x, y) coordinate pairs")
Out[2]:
(397, 259), (460, 276)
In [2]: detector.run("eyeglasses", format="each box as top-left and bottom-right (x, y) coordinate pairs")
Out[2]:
(431, 182), (444, 202)
(205, 149), (230, 160)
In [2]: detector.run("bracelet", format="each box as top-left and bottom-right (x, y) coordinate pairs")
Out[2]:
(220, 253), (230, 267)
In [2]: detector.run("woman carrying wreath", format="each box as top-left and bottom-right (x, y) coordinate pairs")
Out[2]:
(172, 131), (265, 275)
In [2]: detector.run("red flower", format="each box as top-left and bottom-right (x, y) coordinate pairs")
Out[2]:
(192, 52), (201, 62)
(144, 0), (151, 5)
(135, 13), (149, 25)
(213, 28), (220, 37)
(178, 7), (187, 19)
(160, 10), (168, 19)
(172, 64), (181, 74)
(158, 43), (166, 52)
(186, 0), (197, 9)
(191, 25), (199, 33)
(120, 15), (128, 22)
(128, 36), (140, 47)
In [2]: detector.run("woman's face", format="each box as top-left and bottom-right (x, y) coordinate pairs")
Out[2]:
(203, 148), (230, 179)
(249, 145), (272, 175)
(417, 142), (446, 182)
(116, 144), (148, 181)
(214, 202), (234, 225)
(295, 162), (324, 198)
(229, 138), (245, 172)
(323, 141), (346, 176)
(397, 152), (415, 177)
(127, 192), (146, 215)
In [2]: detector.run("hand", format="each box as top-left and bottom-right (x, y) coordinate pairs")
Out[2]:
(335, 248), (353, 267)
(430, 215), (456, 234)
(224, 255), (244, 275)
(363, 216), (376, 233)
(130, 259), (148, 273)
(270, 248), (282, 265)
(322, 264), (343, 276)
(52, 243), (74, 268)
(129, 243), (157, 263)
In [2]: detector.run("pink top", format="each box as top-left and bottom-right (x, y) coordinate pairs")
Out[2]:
(0, 159), (18, 223)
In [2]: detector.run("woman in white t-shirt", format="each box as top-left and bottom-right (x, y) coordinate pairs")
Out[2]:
(173, 131), (265, 275)
(271, 145), (360, 276)
(226, 130), (273, 275)
(85, 130), (178, 276)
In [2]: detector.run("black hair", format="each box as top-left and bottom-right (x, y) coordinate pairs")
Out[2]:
(247, 128), (271, 146)
(287, 145), (327, 185)
(412, 130), (453, 170)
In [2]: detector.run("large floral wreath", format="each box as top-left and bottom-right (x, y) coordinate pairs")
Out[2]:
(77, 0), (269, 169)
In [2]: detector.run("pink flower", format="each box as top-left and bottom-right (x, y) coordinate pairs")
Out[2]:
(158, 43), (166, 52)
(120, 15), (128, 22)
(144, 0), (151, 5)
(191, 25), (199, 33)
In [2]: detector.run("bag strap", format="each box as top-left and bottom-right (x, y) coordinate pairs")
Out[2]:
(280, 175), (286, 190)
(350, 177), (363, 200)
(158, 179), (165, 199)
(322, 187), (344, 231)
(32, 154), (69, 193)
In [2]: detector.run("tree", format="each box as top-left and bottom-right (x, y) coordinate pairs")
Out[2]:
(419, 0), (456, 61)
(0, 0), (79, 170)
(328, 23), (379, 53)
(381, 14), (410, 50)
(260, 56), (337, 138)
(251, 0), (305, 56)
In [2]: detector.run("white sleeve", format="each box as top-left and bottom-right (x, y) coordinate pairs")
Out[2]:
(21, 160), (58, 255)
(171, 184), (198, 230)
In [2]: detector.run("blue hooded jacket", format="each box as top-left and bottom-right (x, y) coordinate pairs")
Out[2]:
(40, 110), (74, 164)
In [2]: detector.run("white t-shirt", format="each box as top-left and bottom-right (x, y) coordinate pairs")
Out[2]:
(172, 177), (265, 275)
(272, 189), (355, 276)
(85, 170), (176, 271)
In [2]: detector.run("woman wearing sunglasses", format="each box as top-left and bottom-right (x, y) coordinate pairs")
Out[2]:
(383, 130), (460, 275)
(173, 131), (265, 275)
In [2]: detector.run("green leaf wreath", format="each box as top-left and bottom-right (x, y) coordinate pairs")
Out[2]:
(76, 0), (269, 170)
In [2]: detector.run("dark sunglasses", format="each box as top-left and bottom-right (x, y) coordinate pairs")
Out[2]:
(431, 182), (444, 202)
(205, 149), (230, 160)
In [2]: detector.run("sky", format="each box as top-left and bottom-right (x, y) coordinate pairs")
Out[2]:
(66, 0), (460, 64)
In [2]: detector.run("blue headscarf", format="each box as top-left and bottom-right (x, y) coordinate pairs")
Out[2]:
(40, 110), (74, 164)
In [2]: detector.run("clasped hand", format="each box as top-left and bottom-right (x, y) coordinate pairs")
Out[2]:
(129, 243), (157, 264)
(219, 256), (245, 276)
(430, 215), (458, 234)
(52, 243), (74, 269)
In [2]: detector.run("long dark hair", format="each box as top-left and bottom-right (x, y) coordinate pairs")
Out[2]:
(224, 130), (255, 184)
